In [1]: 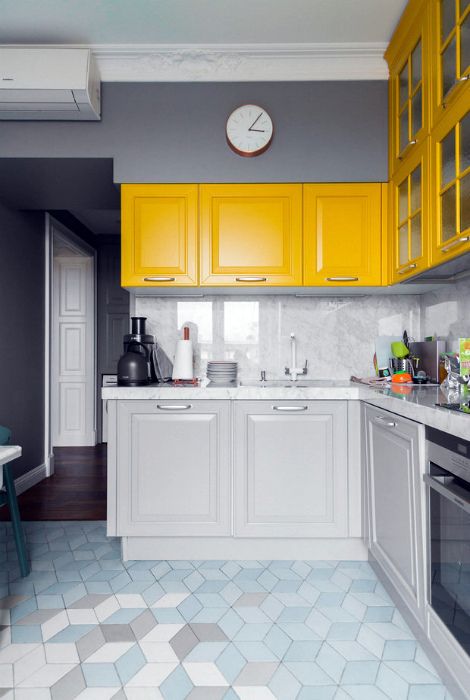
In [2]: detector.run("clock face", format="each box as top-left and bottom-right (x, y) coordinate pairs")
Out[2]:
(226, 105), (273, 157)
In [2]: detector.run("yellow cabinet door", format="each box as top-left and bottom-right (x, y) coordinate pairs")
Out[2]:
(430, 93), (470, 265)
(303, 184), (383, 286)
(391, 141), (429, 282)
(200, 184), (302, 287)
(121, 184), (198, 287)
(386, 0), (430, 176)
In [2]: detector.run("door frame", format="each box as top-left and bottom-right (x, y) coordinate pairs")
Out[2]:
(45, 214), (97, 473)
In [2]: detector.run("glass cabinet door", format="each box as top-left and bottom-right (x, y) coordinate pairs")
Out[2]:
(432, 98), (470, 262)
(392, 144), (428, 281)
(397, 39), (424, 158)
(437, 0), (470, 108)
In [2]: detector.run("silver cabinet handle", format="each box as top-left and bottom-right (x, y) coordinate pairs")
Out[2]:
(157, 404), (192, 410)
(144, 276), (176, 282)
(325, 276), (359, 282)
(273, 405), (308, 411)
(399, 140), (417, 159)
(398, 263), (417, 275)
(441, 236), (470, 254)
(235, 276), (267, 282)
(373, 416), (397, 427)
(459, 75), (470, 83)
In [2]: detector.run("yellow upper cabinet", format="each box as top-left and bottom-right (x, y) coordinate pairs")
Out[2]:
(391, 141), (430, 282)
(121, 184), (198, 287)
(303, 184), (384, 286)
(199, 184), (303, 286)
(432, 0), (470, 121)
(386, 0), (430, 175)
(430, 92), (470, 264)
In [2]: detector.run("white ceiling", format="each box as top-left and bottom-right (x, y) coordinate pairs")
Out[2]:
(1, 0), (408, 45)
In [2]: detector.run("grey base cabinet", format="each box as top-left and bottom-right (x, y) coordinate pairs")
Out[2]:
(234, 400), (348, 537)
(365, 404), (425, 623)
(116, 400), (231, 537)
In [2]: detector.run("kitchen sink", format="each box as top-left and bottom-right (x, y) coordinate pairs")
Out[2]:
(239, 379), (330, 388)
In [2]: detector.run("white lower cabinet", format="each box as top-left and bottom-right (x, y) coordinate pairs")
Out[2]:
(234, 400), (349, 537)
(365, 404), (426, 623)
(116, 400), (231, 537)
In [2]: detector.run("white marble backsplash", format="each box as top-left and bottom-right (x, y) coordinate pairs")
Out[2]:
(134, 294), (423, 380)
(420, 276), (470, 352)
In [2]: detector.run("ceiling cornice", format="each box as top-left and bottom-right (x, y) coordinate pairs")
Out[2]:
(7, 43), (389, 81)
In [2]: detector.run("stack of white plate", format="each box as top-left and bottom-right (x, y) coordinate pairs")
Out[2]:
(207, 361), (238, 384)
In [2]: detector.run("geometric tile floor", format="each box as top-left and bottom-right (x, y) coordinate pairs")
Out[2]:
(0, 521), (455, 699)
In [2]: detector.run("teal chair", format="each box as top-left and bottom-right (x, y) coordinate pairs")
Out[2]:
(0, 426), (30, 577)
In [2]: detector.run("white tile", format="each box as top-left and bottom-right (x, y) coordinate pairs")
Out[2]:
(139, 642), (179, 663)
(67, 609), (98, 625)
(0, 643), (39, 664)
(76, 689), (121, 700)
(18, 662), (75, 687)
(151, 593), (190, 608)
(234, 688), (277, 699)
(0, 663), (13, 687)
(86, 642), (135, 663)
(41, 610), (69, 641)
(15, 690), (50, 700)
(14, 645), (46, 685)
(95, 596), (120, 622)
(123, 689), (164, 700)
(183, 662), (229, 687)
(45, 642), (79, 664)
(116, 594), (147, 609)
(125, 662), (178, 687)
(141, 624), (184, 642)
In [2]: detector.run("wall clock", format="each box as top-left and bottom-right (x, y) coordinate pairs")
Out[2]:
(226, 104), (273, 157)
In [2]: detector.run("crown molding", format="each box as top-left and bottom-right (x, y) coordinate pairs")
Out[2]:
(8, 43), (389, 81)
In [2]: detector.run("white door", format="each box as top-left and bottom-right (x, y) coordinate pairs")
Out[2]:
(52, 255), (95, 446)
(234, 400), (349, 538)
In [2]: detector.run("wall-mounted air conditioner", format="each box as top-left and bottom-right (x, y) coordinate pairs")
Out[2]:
(0, 48), (100, 120)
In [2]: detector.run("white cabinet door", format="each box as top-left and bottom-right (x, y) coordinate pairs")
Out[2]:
(116, 400), (231, 536)
(365, 404), (425, 621)
(234, 400), (348, 537)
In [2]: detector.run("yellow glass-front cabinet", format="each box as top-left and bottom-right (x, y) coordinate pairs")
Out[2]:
(199, 184), (302, 286)
(121, 184), (198, 287)
(391, 142), (429, 282)
(430, 92), (470, 264)
(432, 0), (470, 120)
(386, 0), (430, 175)
(303, 184), (384, 286)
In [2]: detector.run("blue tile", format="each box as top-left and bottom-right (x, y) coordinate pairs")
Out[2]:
(103, 608), (145, 624)
(217, 609), (244, 638)
(269, 663), (301, 700)
(408, 685), (448, 700)
(284, 641), (322, 662)
(185, 641), (228, 661)
(383, 640), (417, 660)
(285, 660), (336, 685)
(115, 642), (146, 684)
(234, 623), (272, 641)
(297, 687), (337, 700)
(10, 625), (43, 643)
(48, 624), (96, 642)
(215, 643), (247, 683)
(233, 641), (277, 661)
(264, 624), (292, 659)
(178, 595), (203, 622)
(190, 607), (225, 624)
(160, 664), (193, 700)
(341, 660), (380, 684)
(327, 622), (361, 640)
(316, 593), (345, 607)
(364, 607), (394, 622)
(277, 607), (310, 623)
(82, 662), (121, 687)
(152, 608), (186, 624)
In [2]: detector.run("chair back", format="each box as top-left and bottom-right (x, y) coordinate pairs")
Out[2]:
(0, 426), (11, 446)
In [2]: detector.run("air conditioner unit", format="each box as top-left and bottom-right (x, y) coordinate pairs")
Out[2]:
(0, 48), (100, 120)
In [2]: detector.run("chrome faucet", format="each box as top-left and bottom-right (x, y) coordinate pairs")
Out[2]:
(285, 333), (308, 381)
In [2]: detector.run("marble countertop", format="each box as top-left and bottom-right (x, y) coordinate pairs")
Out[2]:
(102, 381), (470, 440)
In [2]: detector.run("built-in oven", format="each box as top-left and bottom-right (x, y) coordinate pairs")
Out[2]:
(424, 426), (470, 655)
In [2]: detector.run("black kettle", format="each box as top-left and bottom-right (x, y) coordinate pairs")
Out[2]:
(117, 342), (150, 387)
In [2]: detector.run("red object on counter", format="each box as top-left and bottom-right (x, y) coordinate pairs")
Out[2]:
(391, 372), (412, 383)
(183, 327), (190, 340)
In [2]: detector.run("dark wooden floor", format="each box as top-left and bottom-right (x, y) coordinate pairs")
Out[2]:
(0, 444), (107, 521)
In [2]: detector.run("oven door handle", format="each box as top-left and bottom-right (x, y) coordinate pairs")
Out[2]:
(424, 474), (470, 515)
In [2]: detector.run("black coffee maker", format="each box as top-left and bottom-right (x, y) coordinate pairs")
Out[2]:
(118, 317), (155, 386)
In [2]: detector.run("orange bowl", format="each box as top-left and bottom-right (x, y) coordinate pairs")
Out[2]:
(391, 373), (412, 384)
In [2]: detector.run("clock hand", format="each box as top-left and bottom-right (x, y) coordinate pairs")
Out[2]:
(248, 112), (264, 131)
(249, 128), (265, 133)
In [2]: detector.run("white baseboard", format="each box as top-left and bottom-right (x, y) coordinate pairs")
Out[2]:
(14, 462), (48, 496)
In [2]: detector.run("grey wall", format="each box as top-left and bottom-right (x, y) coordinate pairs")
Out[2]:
(0, 202), (45, 479)
(0, 82), (388, 183)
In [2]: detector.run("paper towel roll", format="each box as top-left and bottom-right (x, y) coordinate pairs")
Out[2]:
(172, 339), (193, 380)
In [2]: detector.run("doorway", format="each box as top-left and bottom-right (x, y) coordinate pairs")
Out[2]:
(49, 217), (97, 452)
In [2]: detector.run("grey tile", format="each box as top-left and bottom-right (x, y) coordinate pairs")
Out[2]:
(110, 690), (127, 700)
(170, 623), (199, 660)
(69, 594), (111, 609)
(51, 665), (86, 700)
(100, 623), (136, 642)
(76, 625), (106, 661)
(16, 608), (62, 625)
(130, 609), (157, 639)
(187, 688), (227, 699)
(0, 595), (28, 609)
(190, 623), (229, 642)
(234, 592), (269, 607)
(235, 661), (279, 685)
